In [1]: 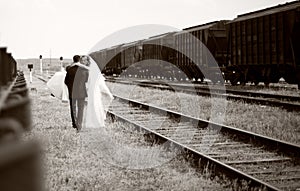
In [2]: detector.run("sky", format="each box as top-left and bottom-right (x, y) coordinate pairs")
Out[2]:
(0, 0), (296, 59)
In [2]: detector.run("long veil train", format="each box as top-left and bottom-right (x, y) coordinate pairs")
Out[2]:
(84, 57), (114, 128)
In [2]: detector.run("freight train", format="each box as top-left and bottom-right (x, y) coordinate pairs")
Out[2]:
(90, 1), (300, 88)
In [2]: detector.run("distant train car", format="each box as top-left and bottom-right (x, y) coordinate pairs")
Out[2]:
(176, 20), (228, 82)
(226, 1), (300, 87)
(120, 40), (143, 77)
(103, 45), (122, 76)
(90, 1), (300, 88)
(90, 45), (123, 76)
(90, 49), (106, 72)
(0, 48), (17, 84)
(142, 32), (177, 79)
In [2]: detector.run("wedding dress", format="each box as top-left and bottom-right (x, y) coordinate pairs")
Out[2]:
(84, 57), (114, 128)
(47, 67), (69, 102)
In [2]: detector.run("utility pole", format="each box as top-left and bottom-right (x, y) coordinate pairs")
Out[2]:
(39, 55), (43, 74)
(50, 49), (51, 69)
(60, 56), (63, 71)
(47, 49), (51, 75)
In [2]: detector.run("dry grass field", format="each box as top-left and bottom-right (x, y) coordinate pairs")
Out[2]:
(22, 73), (232, 190)
(107, 82), (300, 145)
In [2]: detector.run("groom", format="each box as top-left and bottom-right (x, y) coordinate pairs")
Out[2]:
(64, 55), (89, 132)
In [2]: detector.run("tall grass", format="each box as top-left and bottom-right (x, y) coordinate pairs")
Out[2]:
(22, 75), (231, 190)
(108, 82), (300, 145)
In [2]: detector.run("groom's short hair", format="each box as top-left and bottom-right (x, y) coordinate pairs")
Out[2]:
(73, 55), (80, 63)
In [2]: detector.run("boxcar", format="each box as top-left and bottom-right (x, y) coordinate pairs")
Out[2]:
(175, 20), (228, 82)
(226, 1), (300, 87)
(90, 45), (124, 76)
(0, 48), (17, 85)
(120, 40), (143, 77)
(90, 49), (106, 72)
(102, 45), (123, 76)
(142, 32), (177, 79)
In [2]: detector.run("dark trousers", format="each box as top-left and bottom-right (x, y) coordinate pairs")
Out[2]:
(69, 98), (85, 129)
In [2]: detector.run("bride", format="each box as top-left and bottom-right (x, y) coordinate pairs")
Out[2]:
(81, 55), (114, 129)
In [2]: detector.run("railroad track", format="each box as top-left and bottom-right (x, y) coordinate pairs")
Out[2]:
(106, 78), (300, 112)
(107, 95), (300, 191)
(34, 73), (300, 190)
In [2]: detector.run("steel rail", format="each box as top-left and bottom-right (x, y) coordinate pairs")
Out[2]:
(107, 78), (300, 112)
(107, 95), (300, 190)
(34, 74), (300, 190)
(137, 80), (300, 102)
(114, 95), (300, 157)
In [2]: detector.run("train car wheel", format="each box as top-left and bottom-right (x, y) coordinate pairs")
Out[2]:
(264, 81), (270, 87)
(253, 80), (259, 86)
(230, 79), (238, 86)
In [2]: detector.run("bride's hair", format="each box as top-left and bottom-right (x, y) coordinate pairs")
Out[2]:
(80, 55), (90, 66)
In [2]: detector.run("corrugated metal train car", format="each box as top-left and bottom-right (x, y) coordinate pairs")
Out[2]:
(177, 20), (228, 82)
(226, 1), (300, 87)
(89, 0), (300, 88)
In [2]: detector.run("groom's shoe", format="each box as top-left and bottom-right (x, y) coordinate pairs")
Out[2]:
(72, 123), (77, 129)
(76, 125), (82, 133)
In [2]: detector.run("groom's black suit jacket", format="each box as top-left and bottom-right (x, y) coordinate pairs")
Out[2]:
(64, 64), (88, 99)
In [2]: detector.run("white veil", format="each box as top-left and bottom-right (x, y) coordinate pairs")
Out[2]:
(84, 56), (114, 128)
